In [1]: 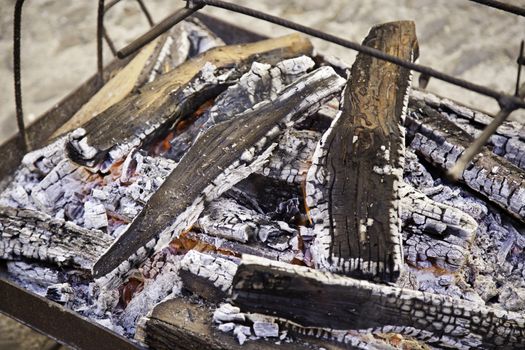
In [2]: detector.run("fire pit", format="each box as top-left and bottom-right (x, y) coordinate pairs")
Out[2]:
(1, 2), (525, 350)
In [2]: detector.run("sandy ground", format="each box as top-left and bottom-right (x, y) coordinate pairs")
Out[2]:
(0, 0), (524, 348)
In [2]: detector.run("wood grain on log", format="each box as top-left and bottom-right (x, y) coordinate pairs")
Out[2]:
(92, 66), (345, 279)
(66, 34), (313, 168)
(406, 99), (525, 223)
(306, 21), (418, 281)
(232, 255), (525, 349)
(0, 206), (112, 270)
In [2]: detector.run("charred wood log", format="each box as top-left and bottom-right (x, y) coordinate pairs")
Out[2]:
(406, 99), (525, 223)
(306, 21), (418, 282)
(66, 34), (314, 168)
(411, 90), (525, 170)
(92, 66), (345, 279)
(136, 297), (348, 350)
(232, 255), (525, 349)
(0, 206), (112, 270)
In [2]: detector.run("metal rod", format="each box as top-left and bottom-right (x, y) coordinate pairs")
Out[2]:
(13, 0), (29, 153)
(97, 0), (105, 83)
(116, 5), (203, 58)
(516, 40), (524, 96)
(103, 26), (118, 57)
(189, 0), (525, 111)
(136, 0), (155, 26)
(467, 0), (525, 17)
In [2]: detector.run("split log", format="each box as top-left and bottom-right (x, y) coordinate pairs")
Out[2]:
(232, 255), (525, 350)
(306, 21), (418, 281)
(66, 34), (314, 168)
(92, 66), (345, 279)
(136, 297), (347, 350)
(406, 99), (525, 223)
(0, 206), (113, 270)
(411, 90), (525, 170)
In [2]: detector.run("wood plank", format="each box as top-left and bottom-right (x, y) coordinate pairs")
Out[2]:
(66, 34), (314, 168)
(92, 66), (345, 279)
(232, 255), (525, 349)
(305, 21), (418, 281)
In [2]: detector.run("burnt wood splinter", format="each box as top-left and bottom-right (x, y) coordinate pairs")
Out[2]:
(306, 21), (419, 281)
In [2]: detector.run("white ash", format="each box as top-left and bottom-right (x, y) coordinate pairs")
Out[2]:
(259, 128), (320, 185)
(118, 254), (183, 336)
(180, 250), (237, 293)
(6, 261), (61, 294)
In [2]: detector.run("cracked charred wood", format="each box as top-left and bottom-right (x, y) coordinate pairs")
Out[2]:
(136, 297), (347, 350)
(411, 90), (525, 170)
(399, 183), (477, 271)
(66, 34), (314, 168)
(305, 21), (418, 282)
(259, 128), (320, 185)
(0, 206), (113, 270)
(179, 250), (238, 302)
(232, 255), (525, 350)
(92, 66), (345, 279)
(406, 99), (525, 223)
(166, 56), (316, 162)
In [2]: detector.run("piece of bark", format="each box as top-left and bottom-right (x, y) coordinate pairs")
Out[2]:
(0, 206), (113, 270)
(232, 255), (525, 349)
(406, 99), (525, 222)
(411, 90), (525, 170)
(92, 66), (345, 279)
(306, 21), (418, 282)
(179, 250), (238, 303)
(66, 34), (314, 168)
(136, 297), (347, 350)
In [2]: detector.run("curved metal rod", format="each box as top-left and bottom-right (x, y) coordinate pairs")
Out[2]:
(468, 0), (525, 17)
(13, 0), (29, 153)
(189, 0), (525, 112)
(97, 0), (105, 83)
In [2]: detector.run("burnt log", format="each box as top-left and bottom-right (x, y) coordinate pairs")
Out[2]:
(66, 34), (314, 168)
(306, 21), (418, 282)
(0, 206), (113, 270)
(232, 255), (525, 349)
(92, 66), (345, 279)
(406, 99), (525, 223)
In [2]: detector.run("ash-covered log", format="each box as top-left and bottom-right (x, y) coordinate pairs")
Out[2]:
(306, 21), (418, 282)
(92, 66), (345, 279)
(0, 206), (112, 270)
(406, 99), (525, 223)
(232, 255), (525, 349)
(66, 34), (313, 168)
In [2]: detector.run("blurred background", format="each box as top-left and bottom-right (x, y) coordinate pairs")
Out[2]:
(0, 0), (524, 348)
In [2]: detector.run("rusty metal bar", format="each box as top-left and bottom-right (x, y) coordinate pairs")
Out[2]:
(116, 5), (203, 58)
(13, 0), (28, 153)
(0, 277), (143, 350)
(97, 0), (105, 83)
(136, 0), (155, 26)
(189, 0), (525, 112)
(468, 0), (525, 17)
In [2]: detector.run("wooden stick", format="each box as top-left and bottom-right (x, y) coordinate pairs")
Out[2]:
(232, 255), (525, 349)
(306, 21), (418, 282)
